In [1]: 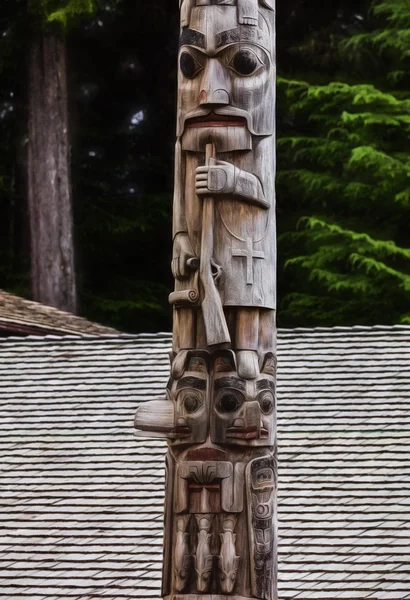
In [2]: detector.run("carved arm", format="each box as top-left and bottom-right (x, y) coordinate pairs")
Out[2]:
(195, 158), (270, 209)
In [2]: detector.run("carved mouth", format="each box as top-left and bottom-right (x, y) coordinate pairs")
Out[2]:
(169, 426), (192, 439)
(186, 447), (227, 461)
(261, 428), (269, 438)
(226, 425), (259, 440)
(187, 110), (247, 128)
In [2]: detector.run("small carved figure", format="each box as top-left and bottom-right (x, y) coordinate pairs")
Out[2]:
(174, 516), (192, 592)
(218, 515), (240, 593)
(195, 514), (214, 592)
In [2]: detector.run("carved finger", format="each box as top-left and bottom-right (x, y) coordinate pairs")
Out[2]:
(172, 258), (180, 279)
(196, 175), (208, 182)
(196, 166), (209, 174)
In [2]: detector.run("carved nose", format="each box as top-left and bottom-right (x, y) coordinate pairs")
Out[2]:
(177, 417), (188, 427)
(199, 89), (230, 105)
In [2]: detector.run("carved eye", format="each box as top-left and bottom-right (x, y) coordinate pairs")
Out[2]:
(259, 392), (274, 415)
(218, 393), (242, 413)
(202, 573), (210, 581)
(230, 49), (261, 76)
(231, 573), (236, 580)
(184, 394), (202, 413)
(179, 569), (187, 579)
(220, 573), (226, 581)
(180, 51), (202, 78)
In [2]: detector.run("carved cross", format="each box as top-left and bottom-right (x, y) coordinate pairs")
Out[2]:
(233, 238), (265, 285)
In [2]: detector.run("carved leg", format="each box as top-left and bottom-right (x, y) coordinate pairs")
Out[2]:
(218, 514), (240, 594)
(235, 307), (260, 380)
(259, 309), (276, 358)
(174, 515), (192, 592)
(196, 309), (207, 349)
(194, 514), (214, 593)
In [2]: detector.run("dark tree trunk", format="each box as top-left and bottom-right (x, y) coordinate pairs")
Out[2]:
(27, 33), (77, 314)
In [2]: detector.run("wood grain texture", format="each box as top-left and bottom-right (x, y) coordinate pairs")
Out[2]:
(135, 2), (277, 598)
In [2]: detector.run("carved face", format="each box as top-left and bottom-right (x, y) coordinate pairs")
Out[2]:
(169, 352), (210, 447)
(177, 5), (275, 141)
(211, 351), (276, 447)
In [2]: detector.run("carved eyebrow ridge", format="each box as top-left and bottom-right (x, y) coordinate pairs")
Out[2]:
(215, 377), (246, 391)
(256, 379), (275, 392)
(180, 27), (206, 49)
(177, 376), (206, 390)
(216, 27), (260, 48)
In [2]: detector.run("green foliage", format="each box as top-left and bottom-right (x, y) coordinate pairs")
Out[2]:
(278, 0), (410, 326)
(32, 0), (120, 27)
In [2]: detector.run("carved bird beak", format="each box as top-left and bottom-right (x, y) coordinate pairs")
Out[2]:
(134, 399), (174, 437)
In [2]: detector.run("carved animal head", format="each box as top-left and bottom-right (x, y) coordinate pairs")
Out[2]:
(169, 350), (210, 446)
(218, 531), (240, 593)
(211, 350), (276, 447)
(177, 1), (275, 141)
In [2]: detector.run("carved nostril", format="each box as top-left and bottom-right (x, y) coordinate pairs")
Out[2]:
(199, 90), (207, 104)
(233, 418), (245, 428)
(212, 89), (229, 104)
(177, 417), (187, 426)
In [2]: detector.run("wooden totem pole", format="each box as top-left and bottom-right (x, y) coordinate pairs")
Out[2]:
(135, 1), (277, 599)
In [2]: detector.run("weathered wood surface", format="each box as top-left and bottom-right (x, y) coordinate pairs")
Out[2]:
(135, 1), (277, 598)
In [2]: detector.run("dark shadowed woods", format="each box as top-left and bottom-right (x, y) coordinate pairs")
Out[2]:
(0, 0), (409, 331)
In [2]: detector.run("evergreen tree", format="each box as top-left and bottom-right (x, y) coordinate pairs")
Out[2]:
(278, 0), (410, 326)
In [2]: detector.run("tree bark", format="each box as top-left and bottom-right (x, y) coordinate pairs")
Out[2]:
(27, 32), (77, 314)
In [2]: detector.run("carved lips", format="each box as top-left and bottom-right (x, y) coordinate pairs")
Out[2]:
(187, 110), (247, 128)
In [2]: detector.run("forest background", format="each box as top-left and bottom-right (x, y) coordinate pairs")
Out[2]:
(0, 0), (409, 332)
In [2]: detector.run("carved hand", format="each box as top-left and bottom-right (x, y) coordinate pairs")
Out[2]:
(196, 158), (235, 196)
(196, 158), (269, 208)
(172, 232), (197, 280)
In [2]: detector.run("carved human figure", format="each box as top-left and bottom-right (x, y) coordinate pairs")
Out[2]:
(171, 0), (276, 381)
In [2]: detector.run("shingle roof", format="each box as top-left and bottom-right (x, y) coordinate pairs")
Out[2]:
(1, 327), (410, 600)
(0, 290), (118, 336)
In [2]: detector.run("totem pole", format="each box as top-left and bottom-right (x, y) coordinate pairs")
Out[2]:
(135, 1), (277, 599)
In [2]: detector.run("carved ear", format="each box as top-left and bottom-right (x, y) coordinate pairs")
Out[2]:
(186, 350), (211, 374)
(260, 352), (276, 376)
(213, 349), (237, 374)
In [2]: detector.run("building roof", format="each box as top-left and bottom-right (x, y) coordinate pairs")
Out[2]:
(0, 290), (118, 336)
(1, 327), (410, 600)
